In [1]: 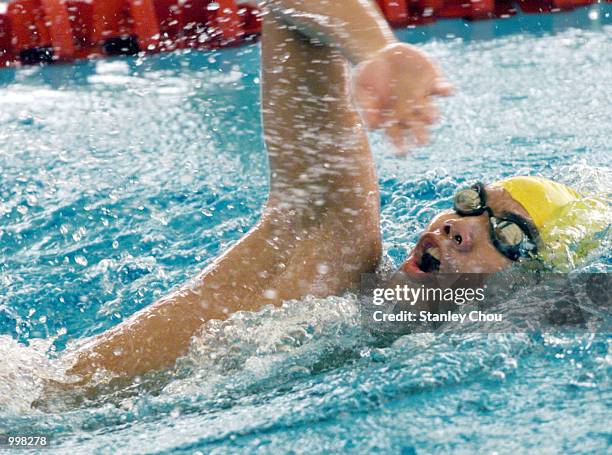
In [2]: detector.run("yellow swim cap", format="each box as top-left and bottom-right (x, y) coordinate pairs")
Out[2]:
(492, 176), (580, 230)
(492, 176), (609, 270)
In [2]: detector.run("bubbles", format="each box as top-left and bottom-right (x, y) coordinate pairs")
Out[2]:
(167, 294), (366, 395)
(74, 255), (88, 267)
(0, 335), (67, 413)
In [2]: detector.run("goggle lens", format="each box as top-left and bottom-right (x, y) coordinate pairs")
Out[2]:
(492, 218), (525, 248)
(452, 183), (537, 261)
(454, 187), (483, 214)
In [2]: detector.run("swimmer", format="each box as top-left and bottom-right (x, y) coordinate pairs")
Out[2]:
(60, 0), (591, 387)
(397, 176), (585, 280)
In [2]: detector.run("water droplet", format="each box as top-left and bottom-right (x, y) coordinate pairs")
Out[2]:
(264, 289), (278, 300)
(26, 194), (38, 206)
(72, 228), (85, 242)
(74, 255), (88, 267)
(491, 370), (506, 380)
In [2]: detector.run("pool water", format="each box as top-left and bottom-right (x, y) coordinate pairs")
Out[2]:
(1, 5), (611, 454)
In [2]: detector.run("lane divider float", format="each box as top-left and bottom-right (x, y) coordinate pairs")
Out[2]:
(0, 0), (604, 68)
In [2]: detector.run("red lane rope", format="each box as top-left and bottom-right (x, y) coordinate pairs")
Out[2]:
(0, 0), (604, 67)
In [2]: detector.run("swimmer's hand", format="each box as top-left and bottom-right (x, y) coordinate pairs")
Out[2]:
(353, 43), (453, 152)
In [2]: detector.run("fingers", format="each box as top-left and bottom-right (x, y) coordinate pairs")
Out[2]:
(379, 97), (437, 152)
(378, 91), (447, 150)
(427, 60), (453, 97)
(354, 48), (452, 151)
(383, 117), (430, 154)
(410, 121), (430, 146)
(384, 123), (409, 153)
(430, 78), (454, 97)
(354, 86), (383, 129)
(413, 103), (439, 125)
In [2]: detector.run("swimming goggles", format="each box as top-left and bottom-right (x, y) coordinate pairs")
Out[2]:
(453, 182), (538, 261)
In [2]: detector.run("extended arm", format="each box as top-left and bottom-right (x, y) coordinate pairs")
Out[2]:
(262, 0), (395, 63)
(262, 0), (452, 147)
(64, 0), (449, 383)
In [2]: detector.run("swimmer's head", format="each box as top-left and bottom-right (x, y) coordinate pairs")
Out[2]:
(398, 176), (584, 279)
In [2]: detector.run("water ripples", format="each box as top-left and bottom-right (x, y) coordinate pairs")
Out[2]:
(0, 8), (610, 453)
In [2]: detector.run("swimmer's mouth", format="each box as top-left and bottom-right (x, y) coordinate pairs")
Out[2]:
(419, 247), (441, 273)
(402, 235), (443, 276)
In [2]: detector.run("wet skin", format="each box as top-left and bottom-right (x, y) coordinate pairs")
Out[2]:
(60, 0), (450, 384)
(400, 185), (534, 280)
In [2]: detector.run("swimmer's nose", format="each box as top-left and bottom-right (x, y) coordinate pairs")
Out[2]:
(442, 218), (477, 252)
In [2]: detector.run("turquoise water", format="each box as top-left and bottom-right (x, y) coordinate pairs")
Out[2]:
(1, 5), (611, 454)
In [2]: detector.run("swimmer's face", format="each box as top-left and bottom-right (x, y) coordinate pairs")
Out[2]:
(399, 185), (533, 279)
